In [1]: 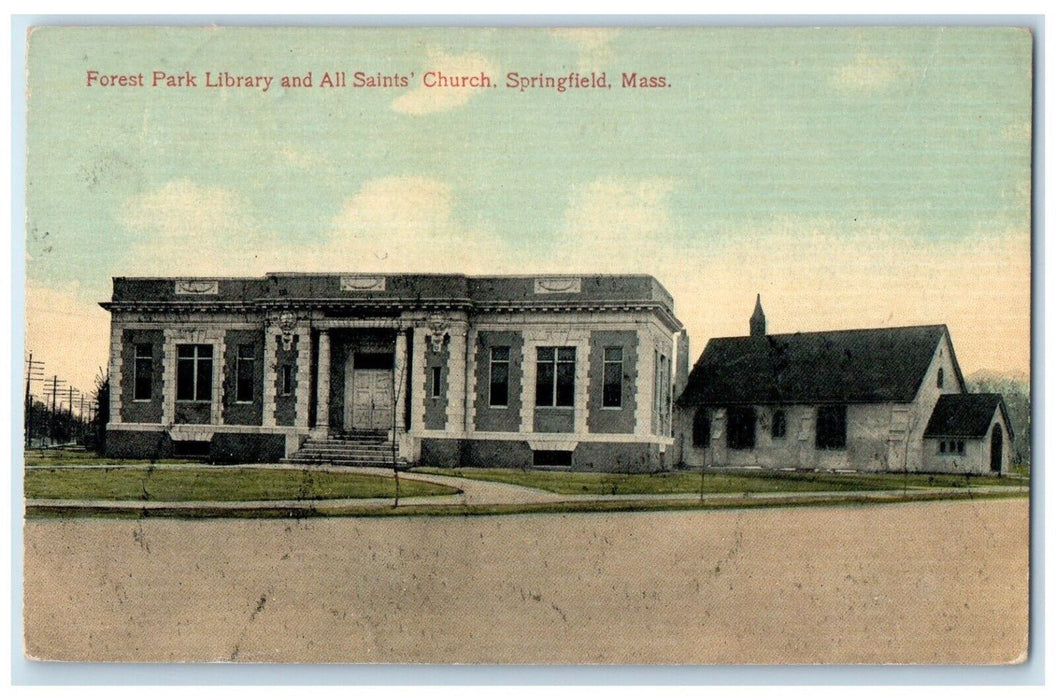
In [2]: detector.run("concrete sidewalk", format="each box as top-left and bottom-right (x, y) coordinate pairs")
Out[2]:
(25, 462), (1028, 515)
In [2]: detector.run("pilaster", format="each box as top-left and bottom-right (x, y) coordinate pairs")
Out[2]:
(411, 326), (429, 433)
(294, 325), (311, 429)
(315, 330), (331, 433)
(445, 322), (468, 436)
(108, 320), (124, 424)
(262, 326), (278, 428)
(394, 328), (408, 429)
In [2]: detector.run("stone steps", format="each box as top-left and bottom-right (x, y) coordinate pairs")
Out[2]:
(281, 435), (405, 468)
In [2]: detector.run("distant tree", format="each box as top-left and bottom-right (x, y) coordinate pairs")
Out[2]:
(90, 371), (110, 455)
(967, 372), (1030, 468)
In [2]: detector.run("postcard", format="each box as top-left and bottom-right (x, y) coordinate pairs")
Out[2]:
(21, 25), (1032, 664)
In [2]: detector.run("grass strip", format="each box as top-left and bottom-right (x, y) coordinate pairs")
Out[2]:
(24, 466), (458, 501)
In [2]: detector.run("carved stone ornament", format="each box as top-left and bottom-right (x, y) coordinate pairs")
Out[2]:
(533, 277), (582, 294)
(340, 275), (386, 292)
(427, 315), (449, 353)
(175, 280), (219, 295)
(277, 310), (298, 351)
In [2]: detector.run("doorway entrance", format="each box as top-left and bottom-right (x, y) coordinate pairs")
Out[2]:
(344, 350), (394, 432)
(990, 424), (1004, 473)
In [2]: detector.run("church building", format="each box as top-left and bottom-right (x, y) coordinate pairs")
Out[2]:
(675, 297), (1013, 475)
(101, 273), (688, 471)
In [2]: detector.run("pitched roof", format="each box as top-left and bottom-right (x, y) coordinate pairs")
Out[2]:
(677, 324), (960, 406)
(924, 393), (1013, 439)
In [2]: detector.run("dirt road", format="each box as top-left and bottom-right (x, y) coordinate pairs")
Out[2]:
(23, 498), (1028, 664)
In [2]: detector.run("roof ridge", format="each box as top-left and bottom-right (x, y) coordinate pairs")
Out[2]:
(705, 323), (946, 343)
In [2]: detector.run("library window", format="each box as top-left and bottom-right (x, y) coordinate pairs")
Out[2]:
(536, 346), (575, 407)
(176, 344), (212, 402)
(235, 344), (255, 403)
(490, 346), (510, 407)
(133, 343), (153, 401)
(602, 347), (623, 408)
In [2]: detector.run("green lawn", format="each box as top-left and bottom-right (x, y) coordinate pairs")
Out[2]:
(24, 449), (200, 467)
(25, 467), (459, 502)
(413, 467), (1018, 496)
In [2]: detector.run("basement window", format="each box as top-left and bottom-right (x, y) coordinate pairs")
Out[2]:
(172, 440), (210, 458)
(533, 450), (573, 467)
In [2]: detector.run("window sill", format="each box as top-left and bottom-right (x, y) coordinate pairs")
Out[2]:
(132, 399), (153, 403)
(534, 406), (574, 410)
(487, 405), (509, 409)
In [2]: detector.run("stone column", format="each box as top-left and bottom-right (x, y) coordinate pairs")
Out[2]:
(465, 327), (478, 433)
(294, 326), (311, 429)
(262, 326), (278, 429)
(634, 329), (656, 438)
(161, 329), (176, 425)
(394, 328), (408, 430)
(315, 330), (331, 435)
(108, 320), (124, 424)
(410, 326), (429, 433)
(445, 322), (468, 436)
(214, 335), (226, 426)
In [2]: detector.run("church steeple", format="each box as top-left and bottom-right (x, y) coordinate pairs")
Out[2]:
(750, 294), (766, 337)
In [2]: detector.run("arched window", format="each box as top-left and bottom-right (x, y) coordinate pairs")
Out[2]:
(692, 409), (711, 448)
(937, 367), (944, 388)
(771, 409), (787, 439)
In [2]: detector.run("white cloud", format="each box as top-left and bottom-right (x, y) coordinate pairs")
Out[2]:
(549, 28), (619, 72)
(118, 179), (269, 276)
(392, 50), (496, 115)
(555, 177), (678, 268)
(271, 176), (520, 274)
(831, 52), (908, 92)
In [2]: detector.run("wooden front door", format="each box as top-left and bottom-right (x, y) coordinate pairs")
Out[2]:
(342, 349), (395, 432)
(351, 369), (393, 431)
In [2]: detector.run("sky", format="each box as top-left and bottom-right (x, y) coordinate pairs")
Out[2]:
(23, 26), (1033, 404)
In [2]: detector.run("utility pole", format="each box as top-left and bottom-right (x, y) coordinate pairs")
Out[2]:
(24, 353), (44, 448)
(67, 385), (75, 445)
(79, 394), (86, 445)
(44, 376), (67, 448)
